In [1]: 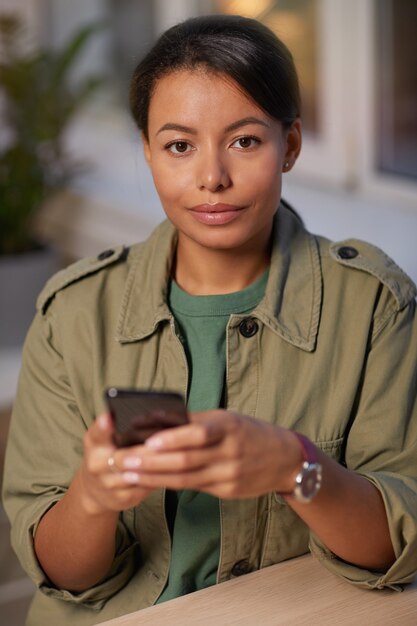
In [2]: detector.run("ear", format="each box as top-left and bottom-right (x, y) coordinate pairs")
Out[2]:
(283, 118), (302, 172)
(142, 132), (151, 165)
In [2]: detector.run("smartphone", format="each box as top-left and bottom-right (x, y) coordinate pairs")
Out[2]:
(105, 388), (188, 447)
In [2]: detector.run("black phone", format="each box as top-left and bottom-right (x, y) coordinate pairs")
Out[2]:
(105, 388), (189, 447)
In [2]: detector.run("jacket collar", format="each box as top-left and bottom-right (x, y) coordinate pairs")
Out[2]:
(116, 219), (176, 342)
(116, 204), (322, 352)
(254, 205), (322, 352)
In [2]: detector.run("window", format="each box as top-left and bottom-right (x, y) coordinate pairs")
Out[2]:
(213, 0), (320, 136)
(375, 0), (417, 181)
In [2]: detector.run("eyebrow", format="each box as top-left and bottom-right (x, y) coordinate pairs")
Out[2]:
(156, 116), (270, 136)
(225, 116), (270, 133)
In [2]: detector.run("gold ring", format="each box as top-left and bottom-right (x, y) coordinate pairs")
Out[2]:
(107, 455), (117, 472)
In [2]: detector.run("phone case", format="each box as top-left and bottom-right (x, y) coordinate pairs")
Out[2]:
(105, 388), (188, 447)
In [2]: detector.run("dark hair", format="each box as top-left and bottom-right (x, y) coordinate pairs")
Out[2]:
(130, 14), (301, 140)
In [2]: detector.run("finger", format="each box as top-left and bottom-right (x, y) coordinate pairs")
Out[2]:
(109, 442), (156, 471)
(85, 453), (147, 489)
(120, 446), (218, 473)
(84, 427), (137, 477)
(87, 413), (115, 447)
(145, 420), (225, 451)
(132, 459), (244, 491)
(99, 469), (144, 489)
(189, 410), (227, 423)
(87, 439), (155, 477)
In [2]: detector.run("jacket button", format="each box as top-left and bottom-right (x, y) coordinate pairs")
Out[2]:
(231, 559), (251, 577)
(97, 249), (114, 261)
(338, 246), (358, 260)
(239, 318), (259, 338)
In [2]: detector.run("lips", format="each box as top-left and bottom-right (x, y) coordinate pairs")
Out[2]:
(188, 203), (244, 225)
(190, 203), (241, 213)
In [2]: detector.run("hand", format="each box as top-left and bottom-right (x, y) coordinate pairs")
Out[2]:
(78, 413), (154, 515)
(115, 410), (304, 499)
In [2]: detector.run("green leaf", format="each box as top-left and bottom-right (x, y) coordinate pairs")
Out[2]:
(0, 13), (107, 255)
(51, 21), (106, 89)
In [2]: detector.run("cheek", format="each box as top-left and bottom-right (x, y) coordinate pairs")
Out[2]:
(238, 156), (281, 199)
(151, 170), (171, 203)
(151, 163), (194, 206)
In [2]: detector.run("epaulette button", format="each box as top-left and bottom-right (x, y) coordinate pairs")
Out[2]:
(338, 246), (358, 260)
(97, 249), (114, 261)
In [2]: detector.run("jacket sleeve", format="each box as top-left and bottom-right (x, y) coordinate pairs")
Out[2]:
(2, 307), (140, 609)
(309, 292), (417, 589)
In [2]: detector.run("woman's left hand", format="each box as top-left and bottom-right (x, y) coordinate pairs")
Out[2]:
(117, 411), (303, 499)
(115, 410), (396, 570)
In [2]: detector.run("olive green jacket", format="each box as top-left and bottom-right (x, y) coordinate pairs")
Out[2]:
(3, 205), (417, 626)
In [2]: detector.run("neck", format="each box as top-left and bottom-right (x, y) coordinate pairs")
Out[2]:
(174, 232), (271, 296)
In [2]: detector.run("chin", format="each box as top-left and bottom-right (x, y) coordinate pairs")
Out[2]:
(189, 227), (267, 253)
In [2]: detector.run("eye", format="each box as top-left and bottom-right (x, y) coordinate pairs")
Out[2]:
(231, 136), (261, 150)
(166, 141), (193, 154)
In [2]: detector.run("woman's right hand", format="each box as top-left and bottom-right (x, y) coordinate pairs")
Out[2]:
(34, 413), (153, 591)
(78, 413), (153, 515)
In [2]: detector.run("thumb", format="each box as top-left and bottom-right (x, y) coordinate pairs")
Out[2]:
(88, 413), (115, 446)
(190, 409), (227, 423)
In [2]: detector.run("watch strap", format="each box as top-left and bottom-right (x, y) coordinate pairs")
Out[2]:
(294, 432), (317, 464)
(276, 432), (322, 501)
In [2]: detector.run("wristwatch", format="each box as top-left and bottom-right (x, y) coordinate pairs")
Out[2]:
(290, 432), (322, 503)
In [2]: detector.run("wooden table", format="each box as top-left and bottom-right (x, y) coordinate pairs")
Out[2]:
(99, 555), (417, 625)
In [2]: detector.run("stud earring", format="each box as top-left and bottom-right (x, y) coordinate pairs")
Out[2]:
(284, 161), (290, 170)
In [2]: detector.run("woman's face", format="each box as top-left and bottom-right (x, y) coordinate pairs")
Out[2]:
(143, 69), (301, 255)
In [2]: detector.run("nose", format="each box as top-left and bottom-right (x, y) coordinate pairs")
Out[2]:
(196, 148), (231, 192)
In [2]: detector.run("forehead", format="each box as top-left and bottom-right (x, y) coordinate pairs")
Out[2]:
(147, 69), (269, 130)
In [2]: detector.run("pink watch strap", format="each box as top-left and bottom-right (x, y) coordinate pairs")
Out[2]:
(294, 432), (317, 464)
(275, 432), (318, 497)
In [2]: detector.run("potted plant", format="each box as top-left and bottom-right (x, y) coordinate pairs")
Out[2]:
(0, 14), (104, 347)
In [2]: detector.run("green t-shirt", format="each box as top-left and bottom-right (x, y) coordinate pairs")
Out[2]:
(156, 270), (268, 603)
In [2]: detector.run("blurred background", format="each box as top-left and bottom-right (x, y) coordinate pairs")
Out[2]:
(0, 0), (416, 623)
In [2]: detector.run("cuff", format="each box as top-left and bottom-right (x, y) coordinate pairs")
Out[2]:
(309, 471), (417, 590)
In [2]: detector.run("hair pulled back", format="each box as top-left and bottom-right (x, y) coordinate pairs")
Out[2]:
(130, 14), (301, 140)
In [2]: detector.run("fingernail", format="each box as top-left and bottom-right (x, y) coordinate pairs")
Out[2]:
(97, 415), (108, 430)
(123, 456), (142, 469)
(145, 437), (163, 449)
(122, 472), (140, 484)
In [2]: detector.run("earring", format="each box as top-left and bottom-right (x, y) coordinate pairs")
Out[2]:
(284, 161), (290, 170)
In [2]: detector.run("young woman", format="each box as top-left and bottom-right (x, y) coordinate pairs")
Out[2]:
(3, 14), (417, 626)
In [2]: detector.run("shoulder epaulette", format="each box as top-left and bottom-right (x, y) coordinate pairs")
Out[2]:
(37, 245), (127, 314)
(329, 239), (416, 310)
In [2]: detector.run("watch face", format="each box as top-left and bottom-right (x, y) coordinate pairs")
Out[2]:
(295, 462), (323, 502)
(301, 466), (321, 497)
